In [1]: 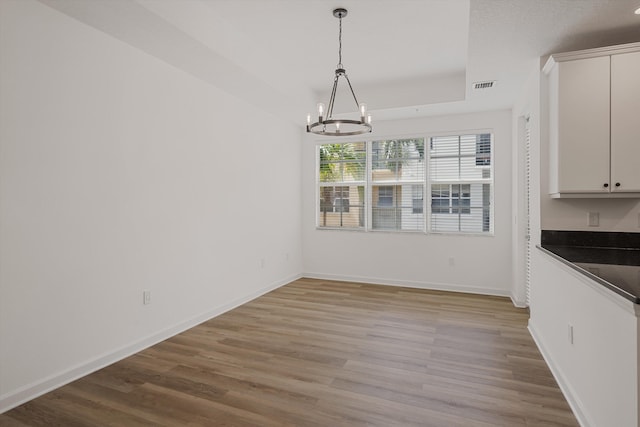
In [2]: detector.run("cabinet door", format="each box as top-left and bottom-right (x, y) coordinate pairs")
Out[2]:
(611, 51), (640, 192)
(556, 56), (611, 193)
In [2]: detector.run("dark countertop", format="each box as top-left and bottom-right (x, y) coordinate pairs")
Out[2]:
(539, 230), (640, 304)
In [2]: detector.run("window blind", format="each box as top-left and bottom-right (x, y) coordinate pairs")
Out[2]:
(525, 119), (532, 306)
(371, 139), (425, 231)
(318, 143), (366, 229)
(316, 133), (493, 234)
(429, 134), (492, 233)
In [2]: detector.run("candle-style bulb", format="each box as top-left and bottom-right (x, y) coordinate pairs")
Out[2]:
(336, 122), (340, 132)
(360, 103), (367, 118)
(307, 113), (311, 125)
(367, 114), (372, 125)
(317, 103), (325, 121)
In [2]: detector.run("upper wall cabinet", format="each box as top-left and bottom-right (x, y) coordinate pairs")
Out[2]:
(611, 51), (640, 194)
(544, 42), (640, 198)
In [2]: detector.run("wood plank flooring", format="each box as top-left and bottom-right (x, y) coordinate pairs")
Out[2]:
(0, 278), (578, 426)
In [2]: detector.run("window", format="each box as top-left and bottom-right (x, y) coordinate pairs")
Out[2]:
(318, 143), (365, 229)
(412, 185), (423, 214)
(372, 185), (399, 230)
(431, 184), (471, 214)
(377, 186), (393, 207)
(430, 134), (492, 233)
(476, 133), (491, 166)
(317, 133), (492, 234)
(332, 186), (350, 212)
(370, 139), (424, 231)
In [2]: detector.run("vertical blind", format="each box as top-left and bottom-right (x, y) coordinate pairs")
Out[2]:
(524, 118), (532, 306)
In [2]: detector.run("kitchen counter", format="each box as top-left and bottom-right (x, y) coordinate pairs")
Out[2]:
(539, 230), (640, 304)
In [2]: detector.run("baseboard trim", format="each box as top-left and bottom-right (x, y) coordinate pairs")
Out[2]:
(0, 273), (300, 414)
(303, 272), (511, 299)
(527, 321), (591, 427)
(510, 294), (528, 308)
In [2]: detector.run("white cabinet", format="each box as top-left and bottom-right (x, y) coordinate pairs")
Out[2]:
(531, 250), (640, 426)
(611, 51), (640, 193)
(544, 43), (640, 198)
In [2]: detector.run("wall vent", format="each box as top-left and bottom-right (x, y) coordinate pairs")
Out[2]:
(472, 80), (496, 90)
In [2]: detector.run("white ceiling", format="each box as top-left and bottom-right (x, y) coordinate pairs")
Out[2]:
(40, 0), (640, 123)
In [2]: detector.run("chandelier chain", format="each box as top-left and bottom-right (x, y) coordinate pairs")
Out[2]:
(338, 15), (342, 68)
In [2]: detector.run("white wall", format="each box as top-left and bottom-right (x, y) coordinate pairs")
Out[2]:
(0, 0), (302, 411)
(541, 197), (640, 231)
(302, 110), (513, 297)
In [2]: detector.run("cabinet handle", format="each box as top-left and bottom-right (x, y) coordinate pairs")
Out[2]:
(603, 183), (609, 188)
(615, 182), (621, 187)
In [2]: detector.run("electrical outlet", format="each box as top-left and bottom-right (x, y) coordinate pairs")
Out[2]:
(143, 290), (151, 305)
(588, 212), (599, 227)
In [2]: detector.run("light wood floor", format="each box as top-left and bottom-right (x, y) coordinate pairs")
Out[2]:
(1, 278), (578, 426)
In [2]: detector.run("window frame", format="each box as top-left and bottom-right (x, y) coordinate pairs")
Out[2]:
(428, 133), (493, 234)
(316, 143), (367, 230)
(368, 138), (426, 233)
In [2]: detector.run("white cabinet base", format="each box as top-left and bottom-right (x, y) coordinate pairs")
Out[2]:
(550, 192), (640, 199)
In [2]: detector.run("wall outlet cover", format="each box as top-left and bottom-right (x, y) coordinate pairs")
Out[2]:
(568, 324), (574, 344)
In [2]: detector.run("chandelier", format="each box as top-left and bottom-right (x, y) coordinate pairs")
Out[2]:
(306, 8), (372, 136)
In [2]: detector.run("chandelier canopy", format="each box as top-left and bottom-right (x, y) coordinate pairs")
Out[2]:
(306, 8), (372, 136)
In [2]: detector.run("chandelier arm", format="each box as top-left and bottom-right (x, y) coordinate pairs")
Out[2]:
(343, 73), (362, 111)
(308, 119), (372, 136)
(326, 75), (340, 120)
